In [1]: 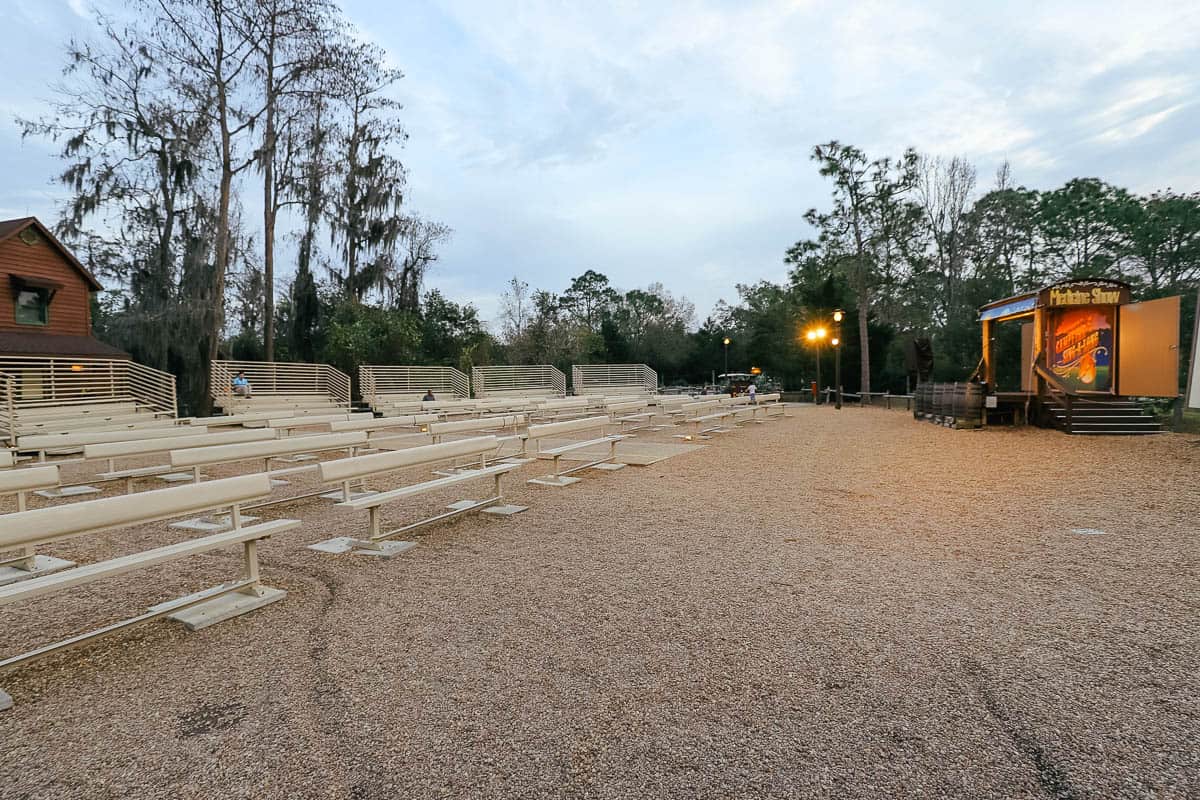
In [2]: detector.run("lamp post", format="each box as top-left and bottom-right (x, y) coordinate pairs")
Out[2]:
(832, 309), (844, 410)
(722, 337), (730, 382)
(805, 327), (827, 404)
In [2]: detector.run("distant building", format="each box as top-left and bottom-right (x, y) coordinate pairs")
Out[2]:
(0, 216), (127, 359)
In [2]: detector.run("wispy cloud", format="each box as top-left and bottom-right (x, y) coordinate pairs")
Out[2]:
(4, 0), (1200, 319)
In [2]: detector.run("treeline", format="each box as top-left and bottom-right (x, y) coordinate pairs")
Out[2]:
(25, 0), (448, 413)
(718, 144), (1199, 394)
(25, 2), (1198, 409)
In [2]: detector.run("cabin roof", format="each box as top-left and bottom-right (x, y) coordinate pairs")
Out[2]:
(0, 331), (128, 359)
(0, 217), (104, 292)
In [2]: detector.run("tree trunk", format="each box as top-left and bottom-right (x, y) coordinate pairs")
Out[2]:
(262, 13), (277, 361)
(264, 203), (276, 360)
(857, 280), (871, 397)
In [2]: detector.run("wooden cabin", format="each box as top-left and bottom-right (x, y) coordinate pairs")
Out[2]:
(0, 216), (126, 359)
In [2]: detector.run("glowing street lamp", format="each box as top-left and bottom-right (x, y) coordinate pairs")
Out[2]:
(804, 327), (827, 403)
(722, 336), (731, 379)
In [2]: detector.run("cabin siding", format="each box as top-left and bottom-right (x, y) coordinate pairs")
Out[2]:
(0, 235), (92, 336)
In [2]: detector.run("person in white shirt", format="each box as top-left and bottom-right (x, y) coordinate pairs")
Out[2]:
(748, 383), (757, 404)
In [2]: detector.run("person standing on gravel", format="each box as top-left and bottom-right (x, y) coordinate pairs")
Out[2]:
(748, 382), (757, 404)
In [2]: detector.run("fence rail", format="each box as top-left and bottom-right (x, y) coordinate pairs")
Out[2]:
(359, 365), (470, 405)
(0, 356), (177, 435)
(571, 363), (657, 395)
(211, 360), (351, 408)
(0, 373), (13, 446)
(471, 365), (566, 398)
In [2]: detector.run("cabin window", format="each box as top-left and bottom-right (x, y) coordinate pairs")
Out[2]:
(15, 288), (50, 326)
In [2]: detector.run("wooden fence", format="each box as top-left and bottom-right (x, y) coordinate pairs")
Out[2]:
(571, 364), (657, 395)
(471, 365), (566, 398)
(359, 365), (470, 405)
(210, 360), (351, 408)
(0, 356), (177, 445)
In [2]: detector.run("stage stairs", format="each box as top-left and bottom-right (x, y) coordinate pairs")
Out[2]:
(1040, 395), (1162, 435)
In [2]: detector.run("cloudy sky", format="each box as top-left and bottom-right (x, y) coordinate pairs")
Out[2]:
(1, 0), (1198, 325)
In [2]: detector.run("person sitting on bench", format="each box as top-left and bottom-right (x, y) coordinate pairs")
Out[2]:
(232, 371), (253, 398)
(422, 388), (436, 401)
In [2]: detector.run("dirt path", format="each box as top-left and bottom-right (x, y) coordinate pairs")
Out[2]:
(2, 408), (1197, 798)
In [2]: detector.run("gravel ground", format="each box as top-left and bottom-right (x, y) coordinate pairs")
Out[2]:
(1, 408), (1198, 799)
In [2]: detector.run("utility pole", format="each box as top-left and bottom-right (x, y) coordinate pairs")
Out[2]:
(833, 310), (844, 410)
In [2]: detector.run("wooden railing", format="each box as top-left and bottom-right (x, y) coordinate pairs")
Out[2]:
(1034, 362), (1074, 430)
(359, 365), (470, 405)
(571, 363), (657, 395)
(210, 360), (351, 408)
(0, 356), (177, 419)
(0, 373), (14, 446)
(471, 365), (567, 398)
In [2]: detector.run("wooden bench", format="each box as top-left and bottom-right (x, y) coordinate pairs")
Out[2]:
(686, 410), (735, 435)
(0, 465), (72, 584)
(169, 431), (368, 483)
(16, 410), (175, 434)
(534, 398), (590, 419)
(184, 410), (299, 428)
(330, 414), (439, 434)
(87, 429), (278, 488)
(309, 435), (522, 556)
(678, 399), (721, 420)
(428, 414), (527, 444)
(0, 473), (298, 710)
(15, 416), (181, 440)
(523, 416), (628, 486)
(18, 425), (210, 462)
(15, 401), (166, 422)
(605, 400), (656, 431)
(752, 393), (785, 419)
(267, 412), (373, 433)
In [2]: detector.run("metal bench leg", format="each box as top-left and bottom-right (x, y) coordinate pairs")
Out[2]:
(240, 539), (261, 593)
(12, 544), (37, 572)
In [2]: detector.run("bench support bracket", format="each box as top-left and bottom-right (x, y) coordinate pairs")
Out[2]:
(0, 555), (76, 587)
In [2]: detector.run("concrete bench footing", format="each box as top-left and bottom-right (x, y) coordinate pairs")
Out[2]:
(318, 490), (377, 502)
(170, 514), (260, 532)
(158, 472), (205, 483)
(0, 556), (76, 587)
(35, 486), (101, 499)
(158, 585), (286, 632)
(591, 462), (627, 471)
(528, 475), (582, 487)
(306, 537), (417, 558)
(0, 689), (11, 711)
(481, 504), (528, 516)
